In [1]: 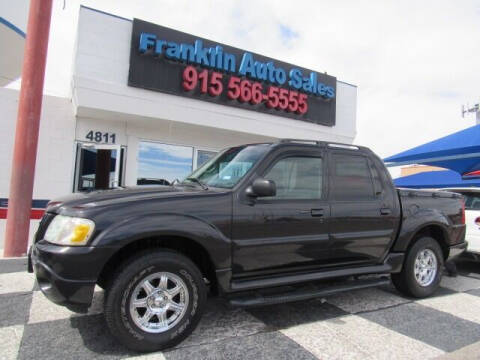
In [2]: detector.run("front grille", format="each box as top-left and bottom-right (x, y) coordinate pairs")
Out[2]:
(34, 213), (56, 243)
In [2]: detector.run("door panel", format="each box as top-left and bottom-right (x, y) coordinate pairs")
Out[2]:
(232, 150), (330, 277)
(232, 200), (331, 276)
(329, 202), (396, 265)
(328, 151), (397, 265)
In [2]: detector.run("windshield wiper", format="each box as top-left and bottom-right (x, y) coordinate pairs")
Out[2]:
(184, 177), (209, 190)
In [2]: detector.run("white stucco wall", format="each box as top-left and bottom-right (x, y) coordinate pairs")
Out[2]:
(72, 6), (357, 145)
(0, 88), (76, 249)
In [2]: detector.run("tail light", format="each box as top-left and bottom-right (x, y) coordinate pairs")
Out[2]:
(475, 217), (480, 227)
(461, 200), (466, 225)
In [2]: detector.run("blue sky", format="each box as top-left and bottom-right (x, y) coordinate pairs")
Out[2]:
(137, 142), (193, 182)
(279, 24), (299, 42)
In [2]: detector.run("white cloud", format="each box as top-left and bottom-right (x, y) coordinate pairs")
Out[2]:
(138, 159), (191, 182)
(138, 141), (193, 160)
(38, 0), (480, 164)
(140, 157), (192, 168)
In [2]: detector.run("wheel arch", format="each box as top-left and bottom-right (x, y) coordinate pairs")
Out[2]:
(401, 223), (450, 260)
(97, 235), (220, 295)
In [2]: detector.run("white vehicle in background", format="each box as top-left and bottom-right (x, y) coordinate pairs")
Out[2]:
(441, 188), (480, 257)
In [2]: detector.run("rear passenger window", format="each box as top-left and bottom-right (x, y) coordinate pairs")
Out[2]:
(331, 154), (375, 201)
(264, 156), (323, 199)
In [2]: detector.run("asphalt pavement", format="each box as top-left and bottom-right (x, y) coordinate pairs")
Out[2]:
(1, 257), (480, 360)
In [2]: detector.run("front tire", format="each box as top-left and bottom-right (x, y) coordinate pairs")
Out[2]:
(104, 250), (207, 352)
(392, 236), (444, 298)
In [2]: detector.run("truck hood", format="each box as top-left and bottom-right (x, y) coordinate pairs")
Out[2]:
(47, 185), (223, 213)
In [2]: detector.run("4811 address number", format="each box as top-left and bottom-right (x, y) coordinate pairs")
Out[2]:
(85, 131), (116, 144)
(182, 65), (308, 115)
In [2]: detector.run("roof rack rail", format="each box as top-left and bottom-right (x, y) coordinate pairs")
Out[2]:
(278, 139), (321, 145)
(327, 143), (359, 150)
(277, 139), (360, 151)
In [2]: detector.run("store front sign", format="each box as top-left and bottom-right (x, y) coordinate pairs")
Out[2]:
(128, 19), (336, 126)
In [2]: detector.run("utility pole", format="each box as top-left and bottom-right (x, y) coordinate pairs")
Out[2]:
(3, 0), (53, 257)
(462, 103), (480, 124)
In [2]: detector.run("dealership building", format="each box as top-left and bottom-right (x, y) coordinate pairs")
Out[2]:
(0, 6), (357, 249)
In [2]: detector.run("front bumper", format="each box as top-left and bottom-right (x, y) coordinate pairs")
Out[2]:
(28, 241), (113, 310)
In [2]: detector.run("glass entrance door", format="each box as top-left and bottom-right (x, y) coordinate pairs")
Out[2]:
(74, 143), (124, 192)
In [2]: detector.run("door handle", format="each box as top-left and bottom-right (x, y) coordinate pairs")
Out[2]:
(380, 208), (391, 215)
(311, 208), (324, 217)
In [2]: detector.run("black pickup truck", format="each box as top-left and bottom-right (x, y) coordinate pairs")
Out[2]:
(29, 139), (466, 351)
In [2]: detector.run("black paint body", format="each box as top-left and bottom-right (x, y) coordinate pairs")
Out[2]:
(29, 141), (467, 308)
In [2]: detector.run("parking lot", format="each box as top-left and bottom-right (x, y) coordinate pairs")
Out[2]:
(1, 258), (480, 360)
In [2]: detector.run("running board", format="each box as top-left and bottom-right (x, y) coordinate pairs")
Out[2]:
(231, 253), (404, 292)
(229, 277), (390, 307)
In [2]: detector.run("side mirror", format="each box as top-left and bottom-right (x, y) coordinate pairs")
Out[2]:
(246, 178), (276, 197)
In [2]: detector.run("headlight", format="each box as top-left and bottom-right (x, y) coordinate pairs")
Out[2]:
(44, 215), (95, 246)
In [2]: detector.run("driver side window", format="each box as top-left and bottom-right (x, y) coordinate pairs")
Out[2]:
(264, 156), (323, 199)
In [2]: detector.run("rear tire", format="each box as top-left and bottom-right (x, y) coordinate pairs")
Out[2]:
(104, 250), (207, 352)
(392, 236), (444, 298)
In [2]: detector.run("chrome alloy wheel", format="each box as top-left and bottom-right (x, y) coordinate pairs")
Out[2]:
(129, 272), (189, 333)
(414, 249), (438, 287)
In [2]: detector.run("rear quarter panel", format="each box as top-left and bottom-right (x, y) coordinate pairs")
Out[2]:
(393, 189), (465, 252)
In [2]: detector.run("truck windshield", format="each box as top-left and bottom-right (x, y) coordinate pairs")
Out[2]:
(183, 144), (270, 189)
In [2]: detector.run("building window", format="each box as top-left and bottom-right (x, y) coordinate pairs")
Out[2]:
(196, 150), (217, 169)
(137, 142), (193, 186)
